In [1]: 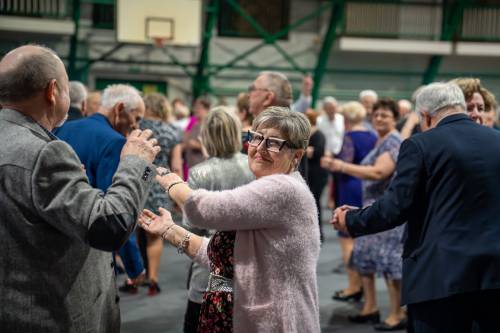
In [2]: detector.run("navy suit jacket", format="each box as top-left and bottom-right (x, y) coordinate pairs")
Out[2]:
(55, 113), (125, 191)
(346, 113), (500, 305)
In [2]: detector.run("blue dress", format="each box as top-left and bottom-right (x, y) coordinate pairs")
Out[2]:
(351, 131), (404, 279)
(335, 131), (378, 207)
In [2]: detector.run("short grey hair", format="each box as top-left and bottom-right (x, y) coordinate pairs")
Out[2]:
(252, 106), (311, 149)
(259, 71), (293, 107)
(101, 84), (143, 112)
(0, 44), (62, 104)
(415, 82), (466, 117)
(359, 89), (378, 100)
(201, 106), (242, 158)
(69, 81), (87, 108)
(323, 96), (337, 106)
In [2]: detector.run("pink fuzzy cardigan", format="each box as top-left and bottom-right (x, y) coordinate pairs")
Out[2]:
(186, 171), (321, 333)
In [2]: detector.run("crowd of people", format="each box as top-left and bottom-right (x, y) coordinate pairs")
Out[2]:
(1, 43), (500, 333)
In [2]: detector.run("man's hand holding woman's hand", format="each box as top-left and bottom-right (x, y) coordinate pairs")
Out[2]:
(331, 205), (358, 235)
(320, 155), (343, 172)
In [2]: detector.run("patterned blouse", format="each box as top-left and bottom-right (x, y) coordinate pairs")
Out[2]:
(361, 131), (402, 205)
(139, 119), (181, 212)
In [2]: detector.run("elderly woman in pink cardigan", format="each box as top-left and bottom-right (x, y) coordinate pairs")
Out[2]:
(139, 106), (321, 333)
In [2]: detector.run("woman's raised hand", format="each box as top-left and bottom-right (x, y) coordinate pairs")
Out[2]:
(138, 208), (175, 238)
(156, 166), (183, 191)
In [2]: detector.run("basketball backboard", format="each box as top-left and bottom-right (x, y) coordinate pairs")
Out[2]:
(116, 0), (202, 46)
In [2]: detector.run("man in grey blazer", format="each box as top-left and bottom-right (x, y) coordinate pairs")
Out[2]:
(0, 45), (161, 332)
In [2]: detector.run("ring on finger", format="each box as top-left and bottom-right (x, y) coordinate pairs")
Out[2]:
(159, 168), (171, 176)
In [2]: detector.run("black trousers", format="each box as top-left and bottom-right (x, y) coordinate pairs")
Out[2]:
(183, 300), (202, 333)
(408, 289), (500, 333)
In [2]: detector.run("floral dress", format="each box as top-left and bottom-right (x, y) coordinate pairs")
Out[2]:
(198, 231), (235, 333)
(351, 131), (405, 279)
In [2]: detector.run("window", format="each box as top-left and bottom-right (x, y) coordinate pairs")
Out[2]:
(218, 0), (290, 39)
(92, 3), (114, 29)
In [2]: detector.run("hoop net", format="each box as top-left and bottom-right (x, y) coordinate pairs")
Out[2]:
(152, 36), (172, 48)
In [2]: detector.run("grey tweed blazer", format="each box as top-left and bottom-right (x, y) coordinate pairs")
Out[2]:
(0, 109), (154, 332)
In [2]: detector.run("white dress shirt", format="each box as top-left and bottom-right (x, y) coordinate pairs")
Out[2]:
(317, 113), (345, 155)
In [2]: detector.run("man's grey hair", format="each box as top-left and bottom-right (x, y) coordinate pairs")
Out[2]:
(0, 44), (62, 104)
(252, 106), (311, 149)
(69, 81), (88, 108)
(359, 89), (378, 100)
(101, 84), (143, 112)
(323, 96), (337, 106)
(415, 82), (466, 117)
(259, 71), (293, 107)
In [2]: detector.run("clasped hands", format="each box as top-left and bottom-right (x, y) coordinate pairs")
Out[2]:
(330, 205), (358, 236)
(137, 166), (185, 236)
(320, 155), (344, 172)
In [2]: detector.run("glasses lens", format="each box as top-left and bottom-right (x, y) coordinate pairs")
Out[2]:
(266, 138), (283, 152)
(248, 131), (263, 146)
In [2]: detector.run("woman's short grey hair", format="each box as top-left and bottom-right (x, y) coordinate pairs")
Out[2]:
(101, 84), (143, 112)
(259, 71), (293, 107)
(252, 106), (311, 149)
(201, 106), (242, 158)
(415, 82), (466, 117)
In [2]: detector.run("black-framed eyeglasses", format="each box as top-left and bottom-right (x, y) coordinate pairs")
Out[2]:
(247, 130), (295, 152)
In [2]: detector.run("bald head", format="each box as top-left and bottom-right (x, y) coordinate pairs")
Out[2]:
(0, 45), (66, 104)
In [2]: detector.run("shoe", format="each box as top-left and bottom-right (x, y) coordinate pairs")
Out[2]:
(348, 311), (380, 324)
(119, 279), (138, 294)
(332, 289), (363, 302)
(147, 281), (161, 296)
(373, 318), (407, 331)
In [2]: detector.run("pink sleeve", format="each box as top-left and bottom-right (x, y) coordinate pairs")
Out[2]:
(192, 237), (210, 269)
(184, 174), (305, 231)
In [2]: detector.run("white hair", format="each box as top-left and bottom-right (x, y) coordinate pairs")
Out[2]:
(323, 96), (337, 106)
(69, 81), (87, 108)
(359, 89), (378, 100)
(415, 82), (466, 117)
(398, 99), (413, 111)
(101, 84), (143, 112)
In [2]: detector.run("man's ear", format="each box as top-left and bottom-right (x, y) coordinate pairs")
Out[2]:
(263, 91), (276, 108)
(45, 79), (57, 106)
(81, 100), (87, 114)
(109, 102), (124, 125)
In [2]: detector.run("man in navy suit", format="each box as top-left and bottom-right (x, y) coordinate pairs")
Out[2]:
(333, 82), (500, 332)
(56, 84), (147, 292)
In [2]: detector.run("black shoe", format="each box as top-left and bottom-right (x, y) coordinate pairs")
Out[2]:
(119, 279), (138, 294)
(147, 281), (161, 296)
(348, 311), (380, 324)
(373, 318), (407, 331)
(332, 289), (363, 302)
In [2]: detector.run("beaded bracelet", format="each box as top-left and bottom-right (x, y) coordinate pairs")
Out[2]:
(167, 180), (186, 196)
(177, 232), (191, 254)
